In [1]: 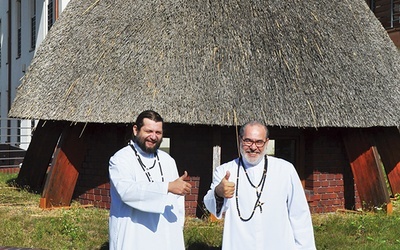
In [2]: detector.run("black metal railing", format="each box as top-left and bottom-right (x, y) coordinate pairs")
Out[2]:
(17, 27), (21, 58)
(368, 0), (400, 29)
(31, 16), (36, 50)
(0, 119), (34, 168)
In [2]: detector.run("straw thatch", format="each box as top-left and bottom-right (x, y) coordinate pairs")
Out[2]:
(9, 0), (400, 127)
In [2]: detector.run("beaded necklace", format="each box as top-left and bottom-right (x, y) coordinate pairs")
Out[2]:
(129, 142), (164, 182)
(235, 155), (268, 222)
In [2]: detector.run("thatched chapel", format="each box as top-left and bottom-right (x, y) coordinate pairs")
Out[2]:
(10, 0), (400, 216)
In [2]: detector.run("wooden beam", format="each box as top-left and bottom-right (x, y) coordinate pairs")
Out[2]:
(373, 127), (400, 195)
(40, 123), (88, 208)
(209, 127), (222, 222)
(342, 129), (391, 212)
(212, 126), (221, 174)
(16, 120), (66, 192)
(388, 30), (400, 47)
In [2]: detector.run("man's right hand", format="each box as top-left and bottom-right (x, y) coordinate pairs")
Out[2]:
(215, 171), (235, 199)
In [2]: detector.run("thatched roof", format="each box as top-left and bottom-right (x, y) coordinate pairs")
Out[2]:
(9, 0), (400, 127)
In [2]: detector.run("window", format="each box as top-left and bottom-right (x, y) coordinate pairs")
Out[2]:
(17, 0), (21, 58)
(368, 0), (400, 29)
(395, 2), (400, 24)
(0, 19), (2, 67)
(31, 0), (36, 50)
(48, 0), (54, 31)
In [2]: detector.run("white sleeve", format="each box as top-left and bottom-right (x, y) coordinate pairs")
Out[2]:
(287, 166), (316, 250)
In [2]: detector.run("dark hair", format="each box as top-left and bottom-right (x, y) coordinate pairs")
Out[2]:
(134, 110), (164, 131)
(239, 121), (269, 139)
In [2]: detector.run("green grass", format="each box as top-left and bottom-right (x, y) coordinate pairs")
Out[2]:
(1, 173), (399, 249)
(0, 173), (109, 250)
(314, 211), (400, 249)
(184, 218), (223, 250)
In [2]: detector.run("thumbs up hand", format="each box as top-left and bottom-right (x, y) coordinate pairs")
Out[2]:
(215, 171), (235, 199)
(168, 171), (192, 195)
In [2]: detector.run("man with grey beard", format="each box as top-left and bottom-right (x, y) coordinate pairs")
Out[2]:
(203, 121), (316, 250)
(109, 110), (192, 250)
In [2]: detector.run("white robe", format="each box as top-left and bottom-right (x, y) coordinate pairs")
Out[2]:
(204, 156), (316, 250)
(109, 141), (185, 250)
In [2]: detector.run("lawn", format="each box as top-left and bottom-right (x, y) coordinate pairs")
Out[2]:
(0, 173), (399, 249)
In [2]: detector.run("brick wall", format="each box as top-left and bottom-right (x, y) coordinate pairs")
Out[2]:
(77, 183), (111, 209)
(0, 167), (20, 174)
(307, 172), (345, 213)
(183, 176), (200, 216)
(306, 171), (361, 213)
(73, 124), (127, 210)
(304, 129), (361, 213)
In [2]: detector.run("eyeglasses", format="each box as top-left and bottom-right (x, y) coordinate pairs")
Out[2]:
(241, 138), (267, 148)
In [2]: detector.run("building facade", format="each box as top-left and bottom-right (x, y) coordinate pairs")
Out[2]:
(0, 0), (70, 153)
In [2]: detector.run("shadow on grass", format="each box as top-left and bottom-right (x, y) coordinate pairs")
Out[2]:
(187, 243), (221, 250)
(6, 177), (41, 194)
(99, 242), (109, 250)
(99, 242), (220, 250)
(5, 177), (17, 186)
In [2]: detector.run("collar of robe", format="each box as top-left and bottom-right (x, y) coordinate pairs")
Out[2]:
(236, 155), (268, 222)
(129, 141), (164, 182)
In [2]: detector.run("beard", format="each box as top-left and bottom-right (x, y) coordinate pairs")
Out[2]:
(240, 144), (268, 166)
(134, 135), (163, 154)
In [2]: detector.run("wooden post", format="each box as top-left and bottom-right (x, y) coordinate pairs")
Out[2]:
(212, 126), (222, 176)
(40, 123), (88, 208)
(372, 127), (400, 195)
(343, 129), (391, 213)
(209, 127), (221, 221)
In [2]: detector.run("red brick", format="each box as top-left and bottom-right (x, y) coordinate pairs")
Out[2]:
(334, 186), (343, 192)
(101, 196), (110, 202)
(334, 174), (343, 180)
(185, 194), (197, 201)
(312, 194), (321, 200)
(321, 193), (337, 200)
(321, 200), (334, 206)
(326, 174), (335, 180)
(325, 187), (337, 193)
(316, 187), (328, 193)
(100, 189), (109, 196)
(320, 180), (329, 187)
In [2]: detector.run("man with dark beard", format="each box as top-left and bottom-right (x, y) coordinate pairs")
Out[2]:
(203, 121), (316, 250)
(109, 110), (192, 250)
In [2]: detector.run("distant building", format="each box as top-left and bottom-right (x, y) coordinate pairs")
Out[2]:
(0, 0), (70, 151)
(366, 0), (400, 49)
